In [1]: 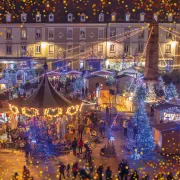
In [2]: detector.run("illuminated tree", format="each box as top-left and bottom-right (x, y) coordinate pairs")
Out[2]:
(146, 84), (156, 102)
(165, 83), (178, 101)
(73, 76), (84, 93)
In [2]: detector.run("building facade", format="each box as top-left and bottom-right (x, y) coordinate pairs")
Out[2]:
(0, 12), (179, 71)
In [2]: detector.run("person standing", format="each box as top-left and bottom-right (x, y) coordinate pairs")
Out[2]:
(82, 87), (85, 98)
(123, 120), (128, 137)
(24, 141), (31, 164)
(78, 139), (83, 154)
(22, 166), (30, 180)
(66, 164), (70, 178)
(106, 166), (112, 180)
(72, 162), (79, 179)
(106, 105), (109, 122)
(130, 170), (139, 180)
(85, 87), (88, 98)
(118, 160), (126, 180)
(72, 138), (78, 155)
(97, 164), (104, 180)
(59, 162), (66, 180)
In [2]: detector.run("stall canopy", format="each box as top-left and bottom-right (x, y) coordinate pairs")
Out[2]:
(65, 70), (82, 76)
(91, 70), (113, 76)
(47, 72), (61, 77)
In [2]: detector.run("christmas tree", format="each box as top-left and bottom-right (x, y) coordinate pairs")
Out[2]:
(131, 103), (155, 157)
(146, 84), (156, 102)
(59, 72), (66, 85)
(165, 83), (179, 101)
(73, 76), (84, 93)
(134, 85), (146, 104)
(127, 85), (154, 159)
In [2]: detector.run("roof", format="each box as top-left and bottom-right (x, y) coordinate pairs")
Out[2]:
(154, 103), (180, 111)
(85, 75), (106, 79)
(115, 74), (131, 79)
(0, 1), (179, 23)
(10, 74), (72, 108)
(153, 122), (180, 132)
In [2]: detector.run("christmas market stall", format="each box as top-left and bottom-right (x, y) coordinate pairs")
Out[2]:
(152, 122), (180, 154)
(153, 103), (180, 124)
(7, 73), (81, 156)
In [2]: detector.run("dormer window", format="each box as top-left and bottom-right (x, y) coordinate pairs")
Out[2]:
(67, 13), (73, 22)
(140, 12), (145, 22)
(111, 12), (116, 22)
(99, 13), (104, 22)
(168, 13), (173, 22)
(125, 12), (131, 21)
(154, 13), (158, 21)
(49, 13), (54, 22)
(6, 12), (11, 23)
(21, 13), (27, 23)
(36, 13), (41, 22)
(80, 13), (86, 22)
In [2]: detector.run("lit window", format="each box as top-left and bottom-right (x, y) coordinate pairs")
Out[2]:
(36, 29), (41, 39)
(165, 44), (171, 53)
(168, 13), (173, 22)
(21, 29), (27, 39)
(6, 44), (12, 54)
(98, 30), (104, 39)
(98, 45), (103, 52)
(6, 29), (12, 39)
(110, 44), (115, 52)
(67, 29), (73, 39)
(49, 45), (54, 54)
(126, 12), (131, 21)
(111, 13), (116, 22)
(80, 29), (86, 39)
(124, 44), (129, 53)
(48, 29), (54, 39)
(36, 45), (41, 53)
(21, 45), (27, 56)
(140, 12), (145, 22)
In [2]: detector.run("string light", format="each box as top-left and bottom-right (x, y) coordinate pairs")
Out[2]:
(9, 104), (19, 115)
(21, 107), (39, 117)
(44, 108), (63, 118)
(66, 105), (79, 116)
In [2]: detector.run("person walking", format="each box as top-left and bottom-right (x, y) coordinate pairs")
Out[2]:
(24, 141), (31, 164)
(123, 161), (129, 180)
(106, 166), (112, 180)
(106, 105), (109, 122)
(130, 170), (139, 180)
(166, 173), (173, 180)
(72, 138), (78, 155)
(66, 164), (70, 178)
(22, 166), (30, 180)
(123, 120), (128, 137)
(59, 162), (66, 180)
(78, 139), (83, 154)
(97, 164), (104, 180)
(118, 160), (126, 180)
(72, 162), (79, 179)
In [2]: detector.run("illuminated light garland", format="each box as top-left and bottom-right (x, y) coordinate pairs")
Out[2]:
(44, 108), (63, 118)
(9, 104), (19, 115)
(66, 105), (79, 116)
(22, 107), (39, 117)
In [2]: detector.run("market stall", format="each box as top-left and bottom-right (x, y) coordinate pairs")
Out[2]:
(153, 122), (180, 154)
(154, 103), (180, 124)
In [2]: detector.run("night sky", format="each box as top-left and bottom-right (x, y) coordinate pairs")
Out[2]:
(0, 0), (179, 22)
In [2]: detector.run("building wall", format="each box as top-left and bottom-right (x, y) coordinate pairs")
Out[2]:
(0, 22), (179, 70)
